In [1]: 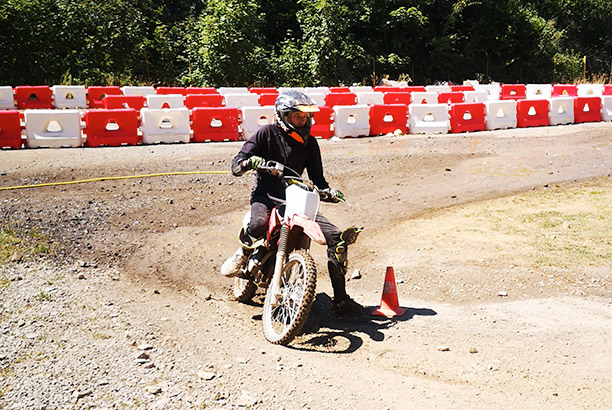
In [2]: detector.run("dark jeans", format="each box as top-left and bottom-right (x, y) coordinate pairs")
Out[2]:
(247, 198), (349, 301)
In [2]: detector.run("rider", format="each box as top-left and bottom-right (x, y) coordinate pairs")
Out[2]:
(221, 90), (366, 317)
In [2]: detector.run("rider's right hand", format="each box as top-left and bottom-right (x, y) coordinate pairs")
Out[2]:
(243, 155), (265, 171)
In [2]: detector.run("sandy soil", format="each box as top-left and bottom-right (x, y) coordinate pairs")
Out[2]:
(2, 122), (612, 409)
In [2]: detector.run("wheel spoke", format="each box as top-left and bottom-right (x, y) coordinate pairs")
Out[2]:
(262, 250), (317, 345)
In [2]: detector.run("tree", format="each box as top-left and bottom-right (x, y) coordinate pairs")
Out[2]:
(181, 0), (268, 86)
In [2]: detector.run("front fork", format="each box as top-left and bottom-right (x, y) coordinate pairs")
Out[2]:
(270, 224), (289, 298)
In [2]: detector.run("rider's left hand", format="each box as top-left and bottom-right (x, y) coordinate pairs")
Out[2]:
(320, 188), (345, 203)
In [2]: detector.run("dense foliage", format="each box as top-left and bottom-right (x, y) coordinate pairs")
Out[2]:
(1, 0), (611, 86)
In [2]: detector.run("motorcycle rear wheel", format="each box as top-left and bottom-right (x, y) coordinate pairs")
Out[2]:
(233, 277), (257, 302)
(262, 249), (317, 345)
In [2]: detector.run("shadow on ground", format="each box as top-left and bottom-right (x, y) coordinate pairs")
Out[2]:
(290, 293), (437, 353)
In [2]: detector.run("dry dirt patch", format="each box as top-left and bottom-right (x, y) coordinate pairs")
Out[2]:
(360, 177), (612, 304)
(2, 124), (612, 409)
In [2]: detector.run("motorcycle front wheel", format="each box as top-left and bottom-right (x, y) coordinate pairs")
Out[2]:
(262, 249), (317, 345)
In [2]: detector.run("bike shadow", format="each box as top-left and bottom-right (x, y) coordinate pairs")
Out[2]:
(289, 293), (437, 354)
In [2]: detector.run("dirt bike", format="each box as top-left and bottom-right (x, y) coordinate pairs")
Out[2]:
(232, 160), (342, 345)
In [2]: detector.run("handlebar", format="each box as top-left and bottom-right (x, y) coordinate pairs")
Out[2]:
(257, 160), (344, 202)
(257, 160), (286, 178)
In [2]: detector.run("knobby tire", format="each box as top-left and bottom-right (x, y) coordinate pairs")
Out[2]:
(233, 277), (257, 302)
(262, 249), (317, 345)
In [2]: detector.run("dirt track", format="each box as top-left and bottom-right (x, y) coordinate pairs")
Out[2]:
(2, 122), (612, 409)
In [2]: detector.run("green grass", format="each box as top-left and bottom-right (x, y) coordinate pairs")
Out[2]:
(0, 226), (54, 263)
(0, 272), (9, 290)
(398, 177), (612, 270)
(502, 182), (612, 267)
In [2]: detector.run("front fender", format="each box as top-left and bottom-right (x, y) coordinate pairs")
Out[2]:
(290, 214), (326, 245)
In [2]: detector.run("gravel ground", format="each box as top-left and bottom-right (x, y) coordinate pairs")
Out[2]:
(2, 123), (612, 409)
(1, 261), (218, 409)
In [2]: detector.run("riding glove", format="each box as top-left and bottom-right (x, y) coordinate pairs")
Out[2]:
(243, 155), (265, 171)
(320, 188), (345, 203)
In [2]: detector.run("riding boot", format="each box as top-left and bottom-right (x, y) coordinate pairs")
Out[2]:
(221, 227), (264, 278)
(221, 246), (249, 278)
(328, 253), (367, 317)
(327, 259), (348, 302)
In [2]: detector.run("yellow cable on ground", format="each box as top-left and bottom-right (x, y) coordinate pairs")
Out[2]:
(0, 170), (231, 191)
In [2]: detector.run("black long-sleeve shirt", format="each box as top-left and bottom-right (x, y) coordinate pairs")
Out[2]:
(231, 124), (330, 204)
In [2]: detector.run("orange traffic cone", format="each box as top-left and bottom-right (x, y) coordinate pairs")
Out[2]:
(372, 266), (407, 317)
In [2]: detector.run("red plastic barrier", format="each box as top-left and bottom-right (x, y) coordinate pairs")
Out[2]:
(103, 95), (146, 111)
(449, 102), (486, 133)
(604, 85), (612, 96)
(383, 92), (412, 105)
(324, 92), (357, 107)
(438, 92), (465, 104)
(258, 93), (278, 106)
(83, 109), (139, 147)
(329, 86), (351, 93)
(450, 85), (475, 92)
(552, 84), (577, 97)
(192, 107), (241, 142)
(369, 104), (407, 135)
(156, 87), (187, 95)
(517, 99), (549, 127)
(501, 84), (526, 100)
(87, 86), (122, 109)
(0, 110), (22, 149)
(574, 96), (601, 123)
(186, 87), (218, 95)
(15, 86), (53, 109)
(185, 94), (225, 109)
(311, 106), (334, 139)
(249, 87), (279, 95)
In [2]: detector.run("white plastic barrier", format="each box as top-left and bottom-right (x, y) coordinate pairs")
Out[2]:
(140, 108), (190, 144)
(218, 87), (249, 95)
(601, 96), (612, 121)
(425, 85), (451, 93)
(474, 84), (501, 101)
(278, 87), (306, 94)
(121, 86), (156, 96)
(51, 85), (88, 109)
(305, 87), (330, 95)
(577, 83), (604, 97)
(484, 100), (517, 130)
(408, 104), (449, 134)
(549, 97), (574, 126)
(350, 86), (373, 94)
(356, 92), (384, 106)
(306, 93), (326, 106)
(410, 92), (438, 104)
(25, 109), (82, 148)
(333, 105), (370, 138)
(241, 106), (275, 139)
(146, 94), (185, 109)
(0, 86), (15, 109)
(464, 91), (489, 103)
(526, 84), (552, 100)
(224, 93), (260, 108)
